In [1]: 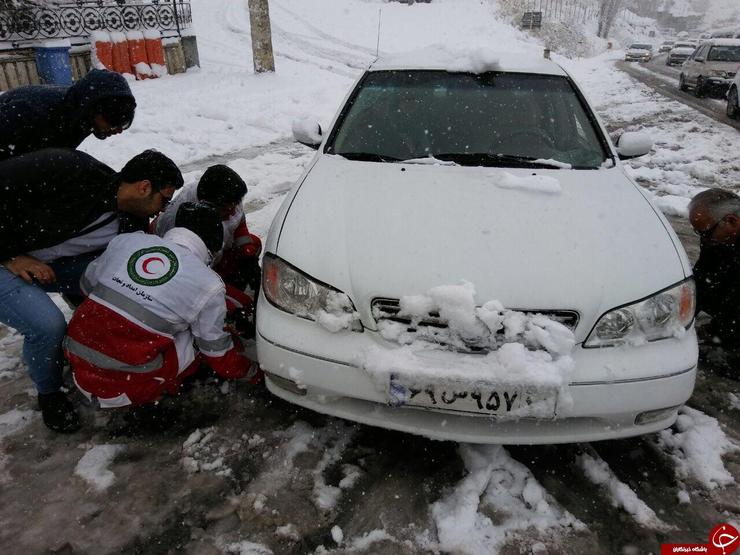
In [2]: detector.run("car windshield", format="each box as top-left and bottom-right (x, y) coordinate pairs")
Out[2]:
(674, 43), (695, 49)
(707, 45), (740, 62)
(326, 70), (609, 169)
(631, 44), (651, 50)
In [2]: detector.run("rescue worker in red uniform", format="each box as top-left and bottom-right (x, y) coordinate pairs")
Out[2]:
(154, 165), (262, 292)
(65, 202), (257, 408)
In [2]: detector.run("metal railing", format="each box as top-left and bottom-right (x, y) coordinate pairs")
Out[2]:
(0, 1), (192, 44)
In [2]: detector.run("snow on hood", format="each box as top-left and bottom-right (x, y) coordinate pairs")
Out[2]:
(275, 156), (686, 341)
(370, 45), (566, 76)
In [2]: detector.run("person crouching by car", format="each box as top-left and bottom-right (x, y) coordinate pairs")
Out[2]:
(154, 165), (262, 292)
(688, 188), (740, 374)
(65, 202), (261, 411)
(0, 148), (183, 433)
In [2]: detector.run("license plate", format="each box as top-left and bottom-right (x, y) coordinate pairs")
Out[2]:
(388, 374), (557, 419)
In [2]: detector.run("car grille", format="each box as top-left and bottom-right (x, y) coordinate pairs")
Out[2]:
(371, 298), (579, 353)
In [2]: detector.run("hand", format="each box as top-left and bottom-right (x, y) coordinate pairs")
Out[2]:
(3, 254), (56, 284)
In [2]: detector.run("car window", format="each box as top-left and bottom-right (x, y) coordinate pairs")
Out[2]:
(696, 45), (710, 58)
(326, 70), (609, 169)
(707, 45), (740, 62)
(631, 44), (651, 50)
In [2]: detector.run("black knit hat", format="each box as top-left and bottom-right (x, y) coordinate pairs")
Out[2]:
(175, 202), (224, 254)
(197, 165), (247, 205)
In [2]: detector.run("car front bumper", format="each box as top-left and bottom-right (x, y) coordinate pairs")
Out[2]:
(257, 295), (698, 444)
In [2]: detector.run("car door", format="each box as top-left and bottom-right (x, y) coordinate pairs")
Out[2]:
(688, 45), (709, 84)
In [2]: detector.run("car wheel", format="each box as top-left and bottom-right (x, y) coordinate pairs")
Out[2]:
(728, 87), (740, 120)
(694, 77), (706, 97)
(679, 74), (689, 91)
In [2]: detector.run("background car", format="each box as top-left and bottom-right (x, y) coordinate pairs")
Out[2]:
(625, 43), (654, 62)
(666, 42), (697, 66)
(680, 38), (740, 97)
(727, 71), (740, 119)
(259, 52), (698, 445)
(659, 40), (675, 53)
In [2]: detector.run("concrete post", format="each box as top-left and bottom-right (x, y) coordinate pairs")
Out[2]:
(248, 0), (275, 73)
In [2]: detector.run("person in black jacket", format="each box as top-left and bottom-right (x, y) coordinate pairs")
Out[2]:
(688, 188), (740, 375)
(0, 148), (183, 432)
(0, 69), (136, 161)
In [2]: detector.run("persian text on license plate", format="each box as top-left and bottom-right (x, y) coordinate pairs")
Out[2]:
(388, 374), (557, 418)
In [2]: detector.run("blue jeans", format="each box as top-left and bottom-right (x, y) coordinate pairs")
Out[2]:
(0, 252), (100, 394)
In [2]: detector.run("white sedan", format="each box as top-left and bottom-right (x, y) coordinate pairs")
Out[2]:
(257, 50), (697, 444)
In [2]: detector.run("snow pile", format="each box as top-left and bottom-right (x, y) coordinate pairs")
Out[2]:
(74, 444), (125, 492)
(657, 406), (738, 490)
(316, 291), (359, 333)
(181, 427), (232, 476)
(223, 540), (273, 555)
(577, 452), (671, 530)
(362, 281), (575, 416)
(311, 430), (359, 511)
(432, 444), (583, 554)
(491, 170), (562, 194)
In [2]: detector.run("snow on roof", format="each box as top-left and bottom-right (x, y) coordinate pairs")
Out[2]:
(369, 45), (567, 76)
(703, 38), (740, 46)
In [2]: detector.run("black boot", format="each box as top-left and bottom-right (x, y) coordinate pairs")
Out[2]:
(38, 391), (81, 433)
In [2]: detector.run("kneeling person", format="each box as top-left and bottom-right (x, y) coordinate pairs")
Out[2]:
(155, 165), (262, 292)
(66, 203), (255, 408)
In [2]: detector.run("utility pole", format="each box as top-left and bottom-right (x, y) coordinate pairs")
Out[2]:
(248, 0), (275, 73)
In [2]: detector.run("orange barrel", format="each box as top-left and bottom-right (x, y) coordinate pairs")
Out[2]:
(90, 31), (113, 70)
(126, 31), (152, 80)
(143, 30), (166, 77)
(110, 32), (132, 76)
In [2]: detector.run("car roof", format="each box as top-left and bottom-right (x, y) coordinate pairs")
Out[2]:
(701, 38), (740, 46)
(368, 49), (569, 77)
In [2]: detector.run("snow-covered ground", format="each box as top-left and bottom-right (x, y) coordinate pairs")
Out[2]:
(1, 1), (739, 553)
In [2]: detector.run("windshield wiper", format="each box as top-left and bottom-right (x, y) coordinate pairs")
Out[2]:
(335, 152), (401, 163)
(433, 152), (566, 169)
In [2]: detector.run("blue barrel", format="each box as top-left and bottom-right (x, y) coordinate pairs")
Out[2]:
(35, 43), (73, 85)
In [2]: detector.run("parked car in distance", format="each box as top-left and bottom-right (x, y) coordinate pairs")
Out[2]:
(679, 38), (740, 97)
(625, 43), (654, 62)
(666, 42), (697, 66)
(259, 51), (698, 445)
(659, 40), (675, 53)
(727, 71), (740, 119)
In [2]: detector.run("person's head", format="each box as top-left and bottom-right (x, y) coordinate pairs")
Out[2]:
(90, 96), (137, 139)
(116, 150), (184, 218)
(196, 165), (248, 220)
(688, 189), (740, 247)
(174, 201), (224, 255)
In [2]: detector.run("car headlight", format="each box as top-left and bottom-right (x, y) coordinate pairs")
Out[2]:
(262, 253), (362, 331)
(712, 70), (729, 78)
(584, 279), (695, 348)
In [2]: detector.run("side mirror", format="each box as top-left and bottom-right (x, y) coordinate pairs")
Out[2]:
(616, 131), (653, 160)
(292, 118), (323, 150)
(695, 57), (705, 63)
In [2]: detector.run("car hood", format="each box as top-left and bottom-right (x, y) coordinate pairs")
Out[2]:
(671, 47), (695, 55)
(275, 156), (687, 340)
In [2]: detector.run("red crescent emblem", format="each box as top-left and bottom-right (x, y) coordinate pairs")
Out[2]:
(142, 256), (165, 275)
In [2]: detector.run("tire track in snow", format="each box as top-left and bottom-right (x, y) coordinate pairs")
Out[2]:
(271, 1), (379, 57)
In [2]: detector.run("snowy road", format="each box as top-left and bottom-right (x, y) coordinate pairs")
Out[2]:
(615, 56), (740, 131)
(1, 1), (739, 553)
